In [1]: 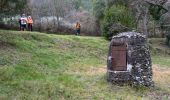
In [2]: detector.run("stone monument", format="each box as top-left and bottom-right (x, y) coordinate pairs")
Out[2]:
(107, 32), (154, 86)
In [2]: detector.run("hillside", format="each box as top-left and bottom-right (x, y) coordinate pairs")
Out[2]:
(0, 30), (170, 100)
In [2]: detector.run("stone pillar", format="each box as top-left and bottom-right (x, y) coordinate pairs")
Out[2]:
(107, 32), (154, 86)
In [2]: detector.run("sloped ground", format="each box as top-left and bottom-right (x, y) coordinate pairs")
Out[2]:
(0, 30), (169, 100)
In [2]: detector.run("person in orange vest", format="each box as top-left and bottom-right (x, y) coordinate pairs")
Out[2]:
(75, 22), (81, 35)
(27, 16), (33, 31)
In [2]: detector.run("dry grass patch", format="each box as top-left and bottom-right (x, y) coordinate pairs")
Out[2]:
(153, 65), (170, 92)
(64, 64), (106, 77)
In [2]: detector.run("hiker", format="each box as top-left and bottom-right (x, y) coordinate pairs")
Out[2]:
(75, 22), (81, 35)
(27, 16), (33, 31)
(20, 14), (27, 31)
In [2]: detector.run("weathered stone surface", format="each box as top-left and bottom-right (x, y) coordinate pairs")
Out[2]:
(107, 71), (131, 83)
(107, 32), (154, 86)
(109, 23), (129, 35)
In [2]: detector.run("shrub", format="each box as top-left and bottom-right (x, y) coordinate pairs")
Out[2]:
(101, 5), (136, 40)
(92, 0), (106, 20)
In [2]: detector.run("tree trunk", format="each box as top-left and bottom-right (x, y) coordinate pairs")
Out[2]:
(153, 21), (156, 37)
(57, 15), (60, 30)
(143, 9), (149, 37)
(53, 16), (56, 31)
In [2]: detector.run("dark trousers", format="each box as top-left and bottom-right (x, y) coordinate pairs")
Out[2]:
(28, 23), (33, 31)
(21, 24), (26, 31)
(19, 24), (21, 31)
(76, 29), (80, 35)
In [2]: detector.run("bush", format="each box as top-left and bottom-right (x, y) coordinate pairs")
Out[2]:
(92, 0), (106, 20)
(101, 5), (136, 40)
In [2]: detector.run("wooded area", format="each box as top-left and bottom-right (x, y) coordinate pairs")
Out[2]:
(0, 0), (170, 99)
(0, 0), (170, 38)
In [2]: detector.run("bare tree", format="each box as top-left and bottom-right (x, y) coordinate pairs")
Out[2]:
(127, 0), (168, 37)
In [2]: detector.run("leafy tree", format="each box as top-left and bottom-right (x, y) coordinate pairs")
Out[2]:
(73, 0), (82, 10)
(0, 0), (27, 16)
(148, 2), (168, 21)
(106, 0), (128, 8)
(102, 5), (135, 40)
(92, 0), (106, 20)
(0, 0), (27, 28)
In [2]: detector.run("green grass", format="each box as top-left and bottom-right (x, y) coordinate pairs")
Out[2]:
(0, 30), (170, 100)
(149, 38), (170, 67)
(152, 55), (170, 67)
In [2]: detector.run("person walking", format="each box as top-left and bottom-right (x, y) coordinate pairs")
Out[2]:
(75, 22), (81, 35)
(27, 16), (33, 31)
(20, 14), (27, 31)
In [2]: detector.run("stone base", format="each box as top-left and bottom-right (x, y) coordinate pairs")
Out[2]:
(107, 70), (131, 83)
(107, 70), (154, 86)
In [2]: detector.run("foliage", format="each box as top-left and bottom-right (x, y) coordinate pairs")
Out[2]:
(0, 0), (27, 25)
(148, 3), (168, 21)
(72, 0), (93, 11)
(106, 0), (128, 8)
(81, 0), (93, 11)
(101, 5), (136, 40)
(0, 0), (27, 16)
(92, 0), (106, 20)
(72, 0), (82, 10)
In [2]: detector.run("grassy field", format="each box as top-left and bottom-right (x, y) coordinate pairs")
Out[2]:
(0, 30), (170, 100)
(149, 38), (170, 67)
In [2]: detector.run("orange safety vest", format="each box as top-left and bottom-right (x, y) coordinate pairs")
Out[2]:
(27, 18), (33, 24)
(76, 23), (81, 29)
